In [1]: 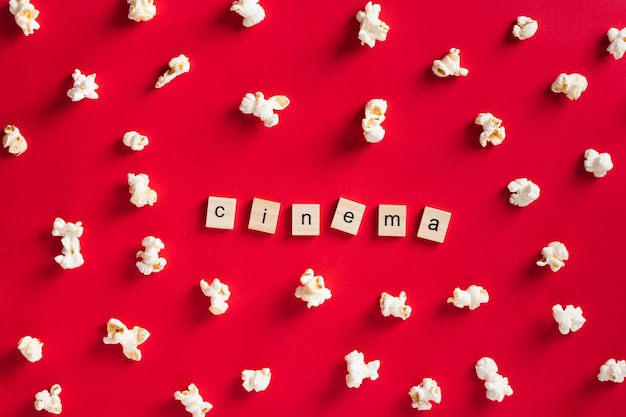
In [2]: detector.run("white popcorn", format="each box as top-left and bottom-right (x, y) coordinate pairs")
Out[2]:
(102, 318), (150, 361)
(408, 378), (442, 410)
(136, 236), (167, 275)
(552, 304), (586, 335)
(200, 278), (231, 315)
(536, 241), (569, 272)
(3, 124), (28, 156)
(174, 383), (213, 417)
(432, 48), (469, 77)
(230, 0), (265, 28)
(598, 359), (626, 383)
(507, 178), (540, 207)
(123, 131), (149, 151)
(51, 217), (84, 269)
(607, 27), (626, 59)
(18, 336), (43, 362)
(475, 357), (513, 402)
(128, 173), (157, 207)
(155, 54), (190, 88)
(362, 99), (387, 143)
(447, 285), (489, 310)
(294, 268), (332, 308)
(475, 357), (499, 380)
(9, 0), (40, 36)
(475, 113), (506, 147)
(239, 92), (290, 128)
(67, 69), (99, 102)
(34, 384), (62, 414)
(380, 291), (411, 320)
(241, 368), (272, 392)
(512, 16), (538, 40)
(127, 0), (156, 22)
(584, 148), (614, 178)
(551, 73), (588, 100)
(356, 2), (390, 48)
(345, 350), (380, 388)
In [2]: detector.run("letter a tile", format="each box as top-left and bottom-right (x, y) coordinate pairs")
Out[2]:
(417, 206), (451, 243)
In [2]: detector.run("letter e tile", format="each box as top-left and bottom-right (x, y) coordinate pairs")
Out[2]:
(330, 197), (366, 236)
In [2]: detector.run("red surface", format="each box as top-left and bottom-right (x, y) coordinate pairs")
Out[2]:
(1, 1), (626, 416)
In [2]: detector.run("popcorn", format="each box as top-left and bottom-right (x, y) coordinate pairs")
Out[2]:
(174, 383), (213, 417)
(536, 241), (569, 272)
(67, 69), (99, 102)
(294, 268), (332, 308)
(475, 113), (506, 147)
(447, 285), (489, 310)
(475, 357), (513, 402)
(34, 384), (62, 414)
(230, 0), (265, 28)
(128, 173), (157, 207)
(552, 304), (586, 335)
(200, 278), (231, 315)
(379, 291), (412, 319)
(51, 217), (85, 269)
(239, 92), (290, 128)
(345, 350), (380, 388)
(155, 54), (190, 88)
(551, 73), (588, 100)
(18, 336), (43, 362)
(584, 148), (614, 178)
(3, 124), (28, 156)
(242, 368), (272, 392)
(136, 236), (167, 275)
(362, 99), (387, 143)
(598, 359), (626, 383)
(123, 131), (149, 151)
(9, 0), (40, 36)
(507, 178), (540, 207)
(409, 378), (442, 410)
(127, 0), (156, 22)
(512, 16), (538, 40)
(356, 2), (390, 48)
(432, 48), (469, 77)
(607, 27), (626, 59)
(102, 318), (150, 361)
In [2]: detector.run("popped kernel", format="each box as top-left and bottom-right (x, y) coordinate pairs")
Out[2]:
(607, 27), (626, 59)
(512, 16), (538, 40)
(200, 278), (231, 315)
(18, 336), (43, 362)
(409, 378), (442, 410)
(52, 217), (85, 270)
(102, 318), (150, 361)
(128, 0), (156, 22)
(230, 0), (265, 27)
(475, 113), (506, 147)
(174, 383), (213, 417)
(536, 241), (569, 272)
(432, 48), (468, 77)
(67, 69), (99, 102)
(362, 99), (387, 143)
(475, 357), (513, 402)
(34, 384), (62, 414)
(380, 291), (411, 319)
(155, 54), (190, 88)
(598, 359), (626, 383)
(123, 131), (149, 151)
(552, 304), (586, 335)
(294, 268), (332, 308)
(345, 350), (380, 388)
(242, 368), (272, 392)
(136, 236), (167, 275)
(239, 92), (290, 128)
(9, 0), (40, 36)
(128, 173), (157, 207)
(584, 148), (613, 178)
(3, 124), (28, 156)
(507, 178), (540, 207)
(447, 285), (489, 310)
(356, 2), (390, 48)
(551, 73), (587, 100)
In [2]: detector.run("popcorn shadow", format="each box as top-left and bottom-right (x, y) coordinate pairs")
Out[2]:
(109, 0), (136, 30)
(521, 256), (546, 283)
(465, 119), (484, 151)
(226, 104), (261, 135)
(42, 78), (75, 119)
(40, 230), (63, 279)
(230, 374), (250, 400)
(574, 154), (597, 182)
(530, 318), (560, 350)
(277, 284), (307, 319)
(336, 106), (369, 154)
(321, 361), (350, 403)
(0, 348), (24, 376)
(157, 396), (185, 416)
(332, 14), (362, 59)
(502, 20), (521, 46)
(188, 283), (212, 324)
(595, 33), (611, 61)
(468, 365), (490, 410)
(541, 83), (567, 107)
(366, 296), (397, 330)
(212, 4), (246, 32)
(111, 183), (137, 216)
(0, 10), (21, 39)
(435, 299), (469, 320)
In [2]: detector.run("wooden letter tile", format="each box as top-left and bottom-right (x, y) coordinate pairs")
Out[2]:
(248, 198), (281, 234)
(378, 204), (407, 237)
(292, 204), (321, 236)
(417, 206), (452, 243)
(330, 197), (366, 236)
(205, 196), (237, 230)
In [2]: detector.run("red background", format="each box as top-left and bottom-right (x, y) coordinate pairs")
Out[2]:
(1, 1), (626, 416)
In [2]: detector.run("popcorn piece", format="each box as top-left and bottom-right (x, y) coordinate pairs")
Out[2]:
(123, 131), (149, 151)
(356, 2), (390, 48)
(9, 0), (40, 36)
(512, 16), (538, 40)
(242, 368), (272, 392)
(551, 73), (588, 100)
(475, 357), (499, 380)
(432, 48), (468, 77)
(51, 217), (85, 269)
(3, 124), (28, 156)
(380, 291), (412, 319)
(475, 357), (513, 402)
(103, 318), (150, 361)
(34, 384), (62, 414)
(598, 359), (626, 383)
(507, 178), (540, 207)
(174, 383), (213, 417)
(447, 285), (489, 310)
(239, 92), (290, 128)
(230, 0), (265, 27)
(200, 278), (231, 315)
(136, 236), (167, 275)
(128, 173), (157, 207)
(67, 69), (99, 102)
(475, 113), (506, 147)
(552, 304), (586, 335)
(294, 268), (332, 308)
(18, 336), (43, 362)
(409, 378), (442, 410)
(362, 99), (387, 143)
(345, 350), (380, 388)
(155, 54), (190, 88)
(127, 0), (156, 22)
(536, 241), (569, 272)
(607, 27), (626, 59)
(584, 148), (614, 178)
